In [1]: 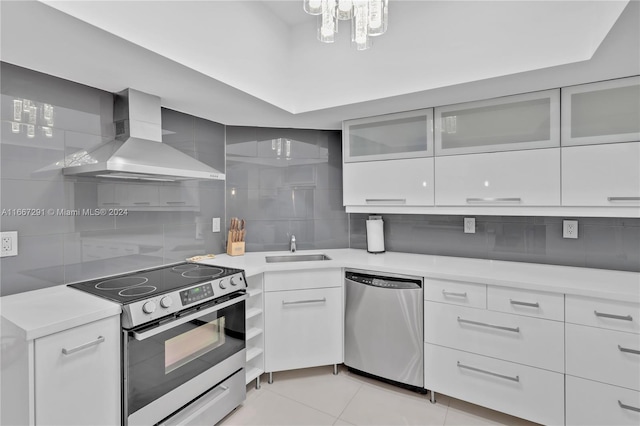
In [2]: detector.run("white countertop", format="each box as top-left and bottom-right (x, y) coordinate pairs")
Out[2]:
(0, 285), (121, 340)
(1, 249), (638, 340)
(199, 249), (640, 302)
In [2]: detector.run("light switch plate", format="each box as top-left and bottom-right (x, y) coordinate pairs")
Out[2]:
(212, 217), (220, 233)
(1, 231), (18, 257)
(563, 220), (578, 239)
(464, 218), (476, 234)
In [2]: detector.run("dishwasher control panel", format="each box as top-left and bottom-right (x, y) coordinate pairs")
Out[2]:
(345, 270), (422, 289)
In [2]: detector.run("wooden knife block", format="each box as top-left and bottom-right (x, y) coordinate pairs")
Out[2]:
(226, 232), (245, 256)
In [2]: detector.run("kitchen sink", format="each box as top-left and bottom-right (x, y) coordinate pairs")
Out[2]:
(265, 254), (332, 263)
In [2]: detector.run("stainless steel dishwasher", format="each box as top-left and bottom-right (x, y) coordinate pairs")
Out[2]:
(344, 269), (425, 392)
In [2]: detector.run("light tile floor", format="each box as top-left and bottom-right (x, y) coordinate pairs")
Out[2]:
(220, 366), (540, 426)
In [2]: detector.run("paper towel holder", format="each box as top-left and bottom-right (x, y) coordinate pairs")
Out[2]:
(366, 215), (385, 254)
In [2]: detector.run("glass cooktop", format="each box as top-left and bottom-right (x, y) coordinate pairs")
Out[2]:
(68, 262), (244, 304)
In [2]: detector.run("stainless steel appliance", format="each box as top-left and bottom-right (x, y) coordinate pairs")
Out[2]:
(62, 89), (225, 181)
(69, 263), (247, 426)
(344, 269), (424, 392)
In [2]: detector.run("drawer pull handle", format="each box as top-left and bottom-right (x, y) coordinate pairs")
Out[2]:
(166, 201), (187, 205)
(61, 336), (105, 355)
(365, 198), (407, 205)
(466, 198), (522, 204)
(608, 197), (640, 202)
(101, 202), (120, 206)
(457, 361), (520, 382)
(509, 299), (539, 308)
(134, 202), (151, 205)
(594, 311), (633, 321)
(282, 298), (326, 306)
(618, 345), (640, 355)
(618, 400), (640, 413)
(442, 290), (467, 298)
(457, 317), (520, 333)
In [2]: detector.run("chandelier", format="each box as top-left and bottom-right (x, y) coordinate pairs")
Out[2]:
(303, 0), (389, 50)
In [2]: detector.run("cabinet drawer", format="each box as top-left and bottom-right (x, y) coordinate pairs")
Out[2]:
(566, 295), (640, 334)
(424, 279), (486, 309)
(264, 268), (341, 292)
(265, 287), (342, 372)
(566, 375), (640, 426)
(487, 286), (564, 321)
(425, 343), (564, 426)
(566, 323), (640, 391)
(434, 149), (561, 206)
(343, 157), (434, 207)
(562, 142), (640, 206)
(424, 301), (563, 372)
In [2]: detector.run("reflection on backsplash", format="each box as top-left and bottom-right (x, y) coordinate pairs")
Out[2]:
(226, 126), (348, 252)
(350, 214), (640, 272)
(0, 63), (227, 296)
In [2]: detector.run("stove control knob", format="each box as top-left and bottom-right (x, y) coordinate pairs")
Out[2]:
(219, 280), (227, 290)
(160, 296), (173, 309)
(142, 301), (156, 314)
(230, 276), (241, 286)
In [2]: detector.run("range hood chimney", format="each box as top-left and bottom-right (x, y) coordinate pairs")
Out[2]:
(62, 89), (225, 181)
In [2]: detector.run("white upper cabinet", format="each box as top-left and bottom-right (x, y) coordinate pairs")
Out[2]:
(562, 142), (640, 207)
(343, 109), (434, 162)
(435, 89), (560, 156)
(561, 76), (640, 147)
(343, 157), (435, 207)
(435, 148), (561, 206)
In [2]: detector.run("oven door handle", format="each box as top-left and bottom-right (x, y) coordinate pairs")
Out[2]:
(131, 294), (247, 341)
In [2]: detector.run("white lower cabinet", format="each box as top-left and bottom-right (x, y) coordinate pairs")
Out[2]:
(262, 268), (343, 377)
(424, 280), (565, 425)
(424, 301), (564, 372)
(425, 343), (564, 426)
(34, 316), (120, 425)
(566, 323), (640, 391)
(434, 148), (561, 206)
(566, 375), (640, 426)
(265, 286), (342, 373)
(565, 294), (640, 425)
(487, 286), (565, 321)
(566, 294), (640, 334)
(424, 279), (487, 309)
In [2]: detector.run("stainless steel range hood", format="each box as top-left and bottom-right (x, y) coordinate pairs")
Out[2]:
(62, 89), (224, 181)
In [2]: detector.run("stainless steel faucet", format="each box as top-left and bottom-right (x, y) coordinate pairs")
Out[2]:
(290, 235), (296, 252)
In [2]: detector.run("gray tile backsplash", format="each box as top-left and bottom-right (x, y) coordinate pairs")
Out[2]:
(226, 126), (348, 252)
(2, 62), (638, 298)
(350, 214), (640, 272)
(0, 63), (227, 296)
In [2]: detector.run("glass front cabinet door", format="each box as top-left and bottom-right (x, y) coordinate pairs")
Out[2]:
(435, 89), (560, 156)
(343, 109), (434, 162)
(561, 76), (640, 147)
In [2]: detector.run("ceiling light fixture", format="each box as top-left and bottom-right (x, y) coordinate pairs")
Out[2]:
(304, 0), (388, 50)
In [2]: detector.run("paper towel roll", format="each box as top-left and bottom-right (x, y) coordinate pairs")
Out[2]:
(366, 219), (385, 253)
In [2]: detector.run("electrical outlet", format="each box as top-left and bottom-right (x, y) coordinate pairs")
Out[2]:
(563, 220), (579, 239)
(464, 218), (476, 234)
(212, 217), (220, 233)
(1, 231), (18, 257)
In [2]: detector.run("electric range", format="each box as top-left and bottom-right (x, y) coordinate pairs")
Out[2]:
(68, 261), (248, 426)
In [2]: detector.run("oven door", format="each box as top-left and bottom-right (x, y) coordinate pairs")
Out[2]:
(124, 293), (246, 426)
